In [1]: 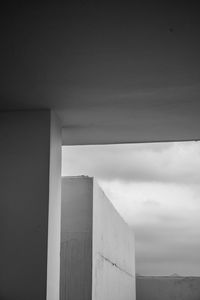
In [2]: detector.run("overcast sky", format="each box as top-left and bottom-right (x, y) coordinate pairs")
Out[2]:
(62, 142), (200, 276)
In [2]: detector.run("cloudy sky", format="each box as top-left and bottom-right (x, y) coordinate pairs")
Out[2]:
(62, 142), (200, 276)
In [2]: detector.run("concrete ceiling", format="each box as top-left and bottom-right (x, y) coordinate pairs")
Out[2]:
(1, 2), (200, 144)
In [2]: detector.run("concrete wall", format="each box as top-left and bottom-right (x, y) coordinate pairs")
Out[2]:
(60, 177), (135, 300)
(0, 110), (61, 300)
(60, 177), (93, 300)
(92, 180), (135, 300)
(136, 276), (200, 300)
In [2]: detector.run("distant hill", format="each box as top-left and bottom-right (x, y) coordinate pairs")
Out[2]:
(169, 273), (181, 277)
(136, 273), (200, 279)
(136, 276), (200, 300)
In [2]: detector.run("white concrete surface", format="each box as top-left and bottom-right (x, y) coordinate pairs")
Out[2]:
(60, 177), (135, 300)
(60, 177), (93, 300)
(92, 180), (135, 300)
(47, 111), (62, 300)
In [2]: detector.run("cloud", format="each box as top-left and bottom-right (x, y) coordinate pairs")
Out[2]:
(62, 141), (200, 275)
(62, 141), (200, 184)
(98, 180), (200, 274)
(143, 199), (160, 207)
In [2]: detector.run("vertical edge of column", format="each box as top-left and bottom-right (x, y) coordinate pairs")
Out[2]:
(46, 111), (62, 300)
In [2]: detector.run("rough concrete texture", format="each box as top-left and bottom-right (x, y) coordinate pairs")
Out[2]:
(60, 177), (93, 300)
(60, 176), (135, 300)
(92, 179), (135, 300)
(0, 110), (61, 300)
(136, 276), (200, 300)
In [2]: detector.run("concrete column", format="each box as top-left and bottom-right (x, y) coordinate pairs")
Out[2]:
(0, 110), (61, 300)
(60, 176), (93, 300)
(60, 176), (135, 300)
